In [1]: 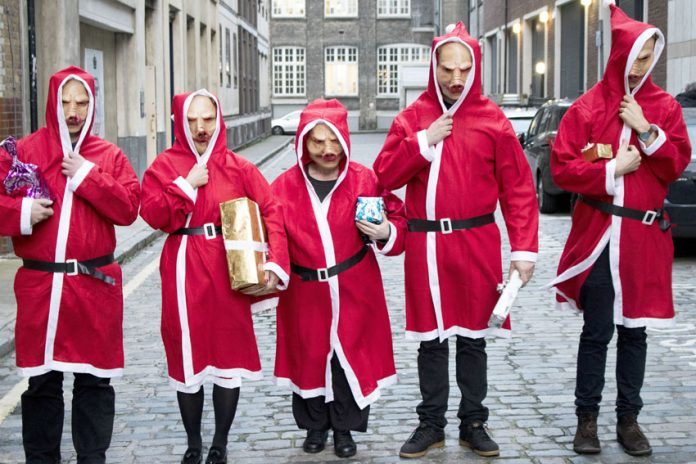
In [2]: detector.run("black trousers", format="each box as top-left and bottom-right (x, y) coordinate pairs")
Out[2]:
(292, 355), (369, 432)
(21, 370), (115, 464)
(575, 246), (647, 417)
(416, 336), (489, 430)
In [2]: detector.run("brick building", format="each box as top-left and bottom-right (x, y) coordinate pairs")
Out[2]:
(270, 0), (467, 130)
(472, 0), (673, 103)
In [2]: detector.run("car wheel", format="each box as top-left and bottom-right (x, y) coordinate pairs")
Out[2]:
(537, 173), (558, 214)
(272, 126), (284, 135)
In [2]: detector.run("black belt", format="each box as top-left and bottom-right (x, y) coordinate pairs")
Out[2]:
(291, 245), (369, 281)
(22, 254), (116, 285)
(407, 213), (495, 233)
(172, 223), (222, 239)
(580, 196), (671, 232)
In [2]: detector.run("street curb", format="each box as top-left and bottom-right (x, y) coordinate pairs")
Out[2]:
(0, 136), (293, 361)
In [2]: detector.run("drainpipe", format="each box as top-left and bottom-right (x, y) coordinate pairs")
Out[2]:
(434, 0), (440, 36)
(503, 0), (508, 94)
(27, 0), (37, 132)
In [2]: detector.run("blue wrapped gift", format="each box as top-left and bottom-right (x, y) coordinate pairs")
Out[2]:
(355, 197), (384, 225)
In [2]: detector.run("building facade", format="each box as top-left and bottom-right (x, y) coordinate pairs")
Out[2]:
(270, 0), (440, 130)
(475, 0), (684, 104)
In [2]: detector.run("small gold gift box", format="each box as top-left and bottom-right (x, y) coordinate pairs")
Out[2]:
(219, 197), (272, 295)
(582, 143), (613, 162)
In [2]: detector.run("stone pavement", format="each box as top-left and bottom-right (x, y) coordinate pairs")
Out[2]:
(0, 135), (292, 361)
(1, 134), (696, 463)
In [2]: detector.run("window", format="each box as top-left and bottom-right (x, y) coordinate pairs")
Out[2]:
(233, 32), (238, 89)
(324, 46), (358, 96)
(225, 28), (232, 88)
(325, 0), (357, 17)
(377, 44), (430, 96)
(273, 47), (306, 96)
(377, 0), (410, 17)
(272, 0), (305, 17)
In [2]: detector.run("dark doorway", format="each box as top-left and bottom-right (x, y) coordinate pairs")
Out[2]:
(560, 1), (585, 99)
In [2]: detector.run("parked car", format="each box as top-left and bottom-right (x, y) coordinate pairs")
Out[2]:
(503, 106), (538, 143)
(665, 107), (696, 238)
(271, 110), (301, 135)
(521, 100), (572, 213)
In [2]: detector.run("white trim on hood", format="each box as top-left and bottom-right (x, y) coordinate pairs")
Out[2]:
(431, 37), (477, 116)
(624, 28), (664, 97)
(182, 89), (222, 166)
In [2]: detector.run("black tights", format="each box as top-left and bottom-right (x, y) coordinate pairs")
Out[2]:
(177, 385), (240, 450)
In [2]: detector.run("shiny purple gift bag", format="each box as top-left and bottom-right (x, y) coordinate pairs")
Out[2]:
(1, 136), (52, 200)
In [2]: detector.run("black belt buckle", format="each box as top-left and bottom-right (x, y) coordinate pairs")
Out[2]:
(65, 259), (78, 276)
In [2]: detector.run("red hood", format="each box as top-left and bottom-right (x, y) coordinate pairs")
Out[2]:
(46, 66), (96, 156)
(170, 89), (226, 164)
(603, 3), (664, 98)
(426, 21), (482, 115)
(295, 98), (351, 164)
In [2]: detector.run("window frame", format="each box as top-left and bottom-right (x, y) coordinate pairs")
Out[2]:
(272, 46), (306, 97)
(272, 0), (306, 18)
(377, 44), (430, 96)
(324, 46), (359, 97)
(377, 0), (410, 18)
(324, 0), (358, 18)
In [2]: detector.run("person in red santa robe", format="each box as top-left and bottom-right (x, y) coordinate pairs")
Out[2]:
(140, 90), (289, 464)
(271, 98), (407, 459)
(0, 66), (140, 463)
(373, 23), (539, 458)
(546, 3), (691, 457)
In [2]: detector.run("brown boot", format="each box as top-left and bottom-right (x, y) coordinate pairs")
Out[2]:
(573, 412), (601, 454)
(617, 415), (652, 456)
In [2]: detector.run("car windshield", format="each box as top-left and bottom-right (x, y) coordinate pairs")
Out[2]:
(688, 124), (696, 158)
(509, 117), (533, 134)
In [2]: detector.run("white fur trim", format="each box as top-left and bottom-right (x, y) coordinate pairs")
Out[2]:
(639, 124), (666, 156)
(445, 24), (456, 34)
(275, 373), (397, 409)
(20, 197), (33, 235)
(56, 75), (95, 157)
(417, 130), (435, 162)
(173, 176), (197, 203)
(374, 221), (397, 255)
(19, 362), (123, 378)
(251, 296), (279, 313)
(510, 251), (537, 262)
(66, 160), (94, 192)
(406, 325), (511, 341)
(605, 158), (617, 196)
(431, 37), (476, 115)
(263, 262), (289, 290)
(181, 89), (222, 166)
(621, 316), (675, 329)
(276, 377), (326, 399)
(169, 374), (243, 393)
(543, 229), (611, 289)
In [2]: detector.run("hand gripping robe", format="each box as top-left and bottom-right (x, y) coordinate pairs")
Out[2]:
(0, 66), (140, 376)
(272, 99), (407, 409)
(373, 23), (538, 341)
(140, 90), (290, 392)
(547, 6), (691, 326)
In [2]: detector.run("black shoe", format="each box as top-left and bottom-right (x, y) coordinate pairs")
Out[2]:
(302, 429), (329, 453)
(399, 424), (445, 459)
(617, 415), (652, 456)
(181, 447), (202, 464)
(205, 446), (227, 464)
(459, 421), (500, 457)
(573, 412), (601, 454)
(333, 430), (357, 458)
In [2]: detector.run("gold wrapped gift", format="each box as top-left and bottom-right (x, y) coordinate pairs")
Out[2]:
(582, 143), (613, 162)
(220, 197), (272, 295)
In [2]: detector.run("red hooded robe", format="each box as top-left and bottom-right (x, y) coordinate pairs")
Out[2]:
(140, 89), (290, 392)
(272, 99), (407, 409)
(0, 66), (140, 377)
(374, 23), (538, 341)
(546, 5), (691, 328)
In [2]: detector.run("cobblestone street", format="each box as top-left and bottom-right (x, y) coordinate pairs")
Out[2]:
(1, 134), (696, 463)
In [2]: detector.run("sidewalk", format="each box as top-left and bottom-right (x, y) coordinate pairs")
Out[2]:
(0, 135), (292, 359)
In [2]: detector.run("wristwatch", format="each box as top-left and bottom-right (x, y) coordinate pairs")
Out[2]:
(637, 127), (653, 142)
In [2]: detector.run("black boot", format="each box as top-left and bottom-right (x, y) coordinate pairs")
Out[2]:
(459, 421), (499, 457)
(399, 424), (445, 459)
(302, 429), (328, 453)
(205, 446), (227, 464)
(573, 412), (601, 454)
(180, 448), (202, 464)
(333, 430), (357, 458)
(617, 415), (652, 456)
